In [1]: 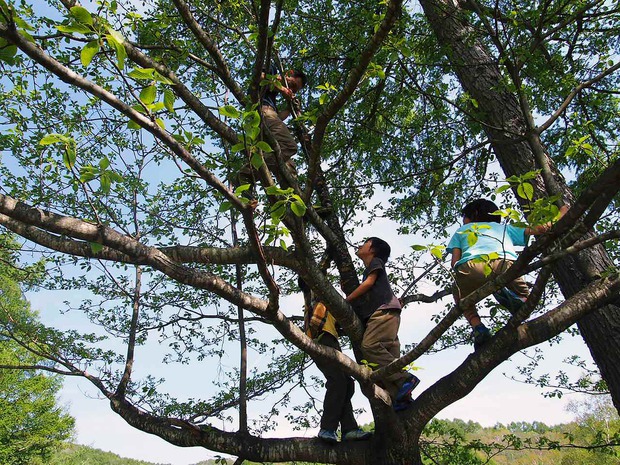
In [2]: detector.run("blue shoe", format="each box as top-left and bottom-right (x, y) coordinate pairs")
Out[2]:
(318, 429), (338, 444)
(472, 324), (492, 350)
(396, 374), (420, 402)
(493, 287), (526, 312)
(393, 393), (413, 412)
(342, 429), (373, 441)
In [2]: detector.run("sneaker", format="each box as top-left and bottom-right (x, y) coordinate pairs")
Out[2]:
(396, 374), (420, 402)
(393, 394), (414, 412)
(493, 287), (526, 312)
(318, 429), (338, 444)
(342, 429), (373, 441)
(472, 324), (492, 350)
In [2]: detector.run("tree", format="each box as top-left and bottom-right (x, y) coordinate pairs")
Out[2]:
(0, 0), (618, 464)
(0, 234), (75, 465)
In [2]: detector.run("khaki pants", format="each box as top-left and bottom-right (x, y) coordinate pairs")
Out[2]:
(238, 106), (297, 184)
(453, 259), (529, 323)
(360, 309), (410, 400)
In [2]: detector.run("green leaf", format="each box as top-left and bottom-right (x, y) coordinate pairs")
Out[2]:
(430, 246), (444, 260)
(234, 184), (251, 196)
(243, 111), (261, 129)
(517, 182), (534, 201)
(56, 23), (92, 34)
(98, 157), (110, 170)
(265, 186), (293, 196)
(218, 201), (232, 213)
(105, 34), (126, 70)
(255, 141), (273, 153)
(495, 184), (511, 194)
(80, 40), (99, 67)
(219, 105), (241, 119)
(279, 239), (288, 250)
(483, 263), (492, 277)
(163, 89), (175, 113)
(231, 142), (246, 153)
(127, 119), (141, 130)
(0, 43), (17, 63)
(140, 85), (157, 105)
(270, 200), (287, 220)
(245, 126), (260, 141)
(63, 146), (76, 170)
(39, 134), (67, 146)
(108, 171), (123, 183)
(100, 173), (111, 193)
(70, 6), (93, 25)
(128, 67), (155, 80)
(152, 71), (173, 85)
(291, 200), (306, 217)
(90, 242), (104, 253)
(155, 118), (165, 129)
(250, 152), (263, 170)
(411, 244), (427, 251)
(79, 166), (97, 182)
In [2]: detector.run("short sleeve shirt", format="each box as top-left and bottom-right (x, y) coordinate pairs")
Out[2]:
(447, 222), (528, 269)
(353, 257), (401, 321)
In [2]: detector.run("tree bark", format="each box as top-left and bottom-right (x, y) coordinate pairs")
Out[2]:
(419, 0), (620, 411)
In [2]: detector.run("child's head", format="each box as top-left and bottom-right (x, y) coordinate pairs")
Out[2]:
(359, 237), (391, 262)
(461, 199), (501, 223)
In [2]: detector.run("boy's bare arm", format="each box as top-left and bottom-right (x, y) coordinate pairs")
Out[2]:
(450, 248), (462, 268)
(526, 204), (569, 236)
(346, 271), (379, 302)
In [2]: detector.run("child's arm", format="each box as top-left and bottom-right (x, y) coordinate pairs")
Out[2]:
(346, 270), (379, 303)
(450, 248), (462, 269)
(525, 205), (569, 236)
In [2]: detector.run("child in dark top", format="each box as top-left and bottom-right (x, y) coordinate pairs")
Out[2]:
(299, 278), (372, 444)
(346, 237), (419, 411)
(447, 199), (568, 349)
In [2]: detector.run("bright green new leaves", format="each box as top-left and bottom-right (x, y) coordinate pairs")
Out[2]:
(411, 243), (445, 260)
(140, 85), (157, 105)
(39, 133), (76, 170)
(221, 106), (272, 170)
(128, 67), (173, 84)
(317, 82), (337, 106)
(163, 88), (176, 113)
(0, 37), (17, 63)
(458, 224), (491, 248)
(39, 135), (123, 194)
(105, 27), (126, 70)
(80, 40), (99, 66)
(70, 6), (93, 26)
(472, 252), (501, 277)
(496, 170), (540, 202)
(266, 186), (307, 220)
(79, 157), (123, 194)
(219, 105), (241, 119)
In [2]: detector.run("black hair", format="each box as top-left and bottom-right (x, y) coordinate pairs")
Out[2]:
(291, 69), (308, 88)
(367, 237), (391, 262)
(461, 199), (501, 223)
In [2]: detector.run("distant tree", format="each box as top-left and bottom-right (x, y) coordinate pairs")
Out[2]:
(561, 396), (620, 465)
(0, 233), (75, 465)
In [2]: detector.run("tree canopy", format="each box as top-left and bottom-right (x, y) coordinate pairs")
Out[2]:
(0, 0), (619, 464)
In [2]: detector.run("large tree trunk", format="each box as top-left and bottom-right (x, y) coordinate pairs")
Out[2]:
(419, 0), (620, 411)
